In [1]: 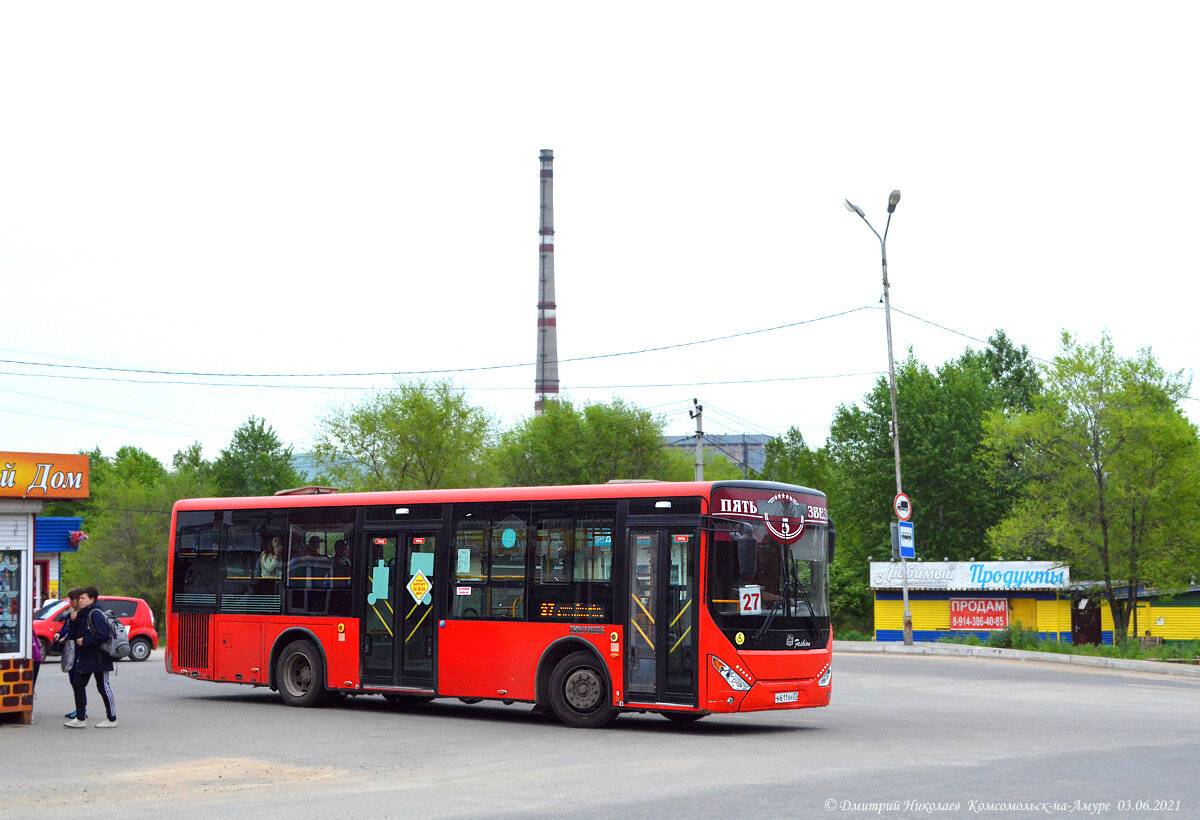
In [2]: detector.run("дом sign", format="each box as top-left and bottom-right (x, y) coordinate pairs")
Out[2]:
(0, 452), (90, 499)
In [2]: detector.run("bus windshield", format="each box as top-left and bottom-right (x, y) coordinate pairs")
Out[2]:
(708, 520), (830, 648)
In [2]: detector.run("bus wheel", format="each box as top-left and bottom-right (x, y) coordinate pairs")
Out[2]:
(662, 711), (706, 723)
(278, 640), (329, 707)
(548, 650), (618, 729)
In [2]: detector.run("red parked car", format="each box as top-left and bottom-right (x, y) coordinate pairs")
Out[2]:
(33, 596), (159, 662)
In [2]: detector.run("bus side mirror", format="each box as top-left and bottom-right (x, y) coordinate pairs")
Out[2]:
(736, 533), (757, 577)
(827, 521), (836, 563)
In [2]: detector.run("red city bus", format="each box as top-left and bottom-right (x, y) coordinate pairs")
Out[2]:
(165, 480), (834, 727)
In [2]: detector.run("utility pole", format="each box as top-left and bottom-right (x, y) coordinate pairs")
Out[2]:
(690, 399), (704, 481)
(846, 189), (913, 645)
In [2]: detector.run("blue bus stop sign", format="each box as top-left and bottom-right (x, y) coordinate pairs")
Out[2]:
(897, 521), (915, 559)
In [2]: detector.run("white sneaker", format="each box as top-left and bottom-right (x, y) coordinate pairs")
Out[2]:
(63, 718), (87, 729)
(95, 718), (118, 728)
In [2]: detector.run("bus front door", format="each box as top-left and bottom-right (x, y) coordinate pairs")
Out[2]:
(625, 528), (698, 705)
(361, 530), (438, 690)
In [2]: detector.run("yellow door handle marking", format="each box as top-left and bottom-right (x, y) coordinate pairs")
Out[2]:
(371, 604), (393, 637)
(406, 609), (431, 644)
(669, 626), (692, 655)
(632, 594), (655, 624)
(631, 618), (654, 650)
(669, 599), (692, 628)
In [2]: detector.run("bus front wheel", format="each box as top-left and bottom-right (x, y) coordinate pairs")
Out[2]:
(548, 650), (619, 728)
(278, 640), (329, 707)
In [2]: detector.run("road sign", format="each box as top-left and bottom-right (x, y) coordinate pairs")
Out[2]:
(897, 521), (915, 559)
(894, 493), (912, 521)
(406, 570), (431, 604)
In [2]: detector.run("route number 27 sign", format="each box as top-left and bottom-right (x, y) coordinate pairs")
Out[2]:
(740, 585), (763, 615)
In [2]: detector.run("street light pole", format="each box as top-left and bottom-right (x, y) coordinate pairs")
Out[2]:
(846, 190), (913, 645)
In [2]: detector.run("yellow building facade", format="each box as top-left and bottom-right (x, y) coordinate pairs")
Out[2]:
(870, 560), (1073, 643)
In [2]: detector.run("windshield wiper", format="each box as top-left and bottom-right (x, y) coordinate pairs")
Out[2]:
(750, 587), (785, 644)
(791, 581), (826, 643)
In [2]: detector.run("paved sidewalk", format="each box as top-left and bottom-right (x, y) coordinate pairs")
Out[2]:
(834, 639), (1200, 678)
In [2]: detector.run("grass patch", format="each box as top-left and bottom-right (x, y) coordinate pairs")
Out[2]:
(936, 629), (1200, 662)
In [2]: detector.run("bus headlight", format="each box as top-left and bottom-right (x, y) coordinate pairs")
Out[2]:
(711, 656), (752, 691)
(817, 664), (831, 687)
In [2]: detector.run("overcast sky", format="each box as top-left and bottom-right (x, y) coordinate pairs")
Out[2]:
(2, 2), (1197, 469)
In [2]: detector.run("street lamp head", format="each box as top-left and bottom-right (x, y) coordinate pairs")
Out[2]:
(844, 199), (864, 217)
(887, 190), (901, 213)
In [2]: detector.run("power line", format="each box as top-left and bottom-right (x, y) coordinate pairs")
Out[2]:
(888, 306), (1053, 364)
(0, 405), (217, 437)
(0, 304), (875, 379)
(891, 306), (1198, 402)
(0, 385), (228, 432)
(701, 401), (779, 438)
(0, 367), (889, 392)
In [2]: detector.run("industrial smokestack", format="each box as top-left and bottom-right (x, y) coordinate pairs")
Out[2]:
(535, 148), (560, 415)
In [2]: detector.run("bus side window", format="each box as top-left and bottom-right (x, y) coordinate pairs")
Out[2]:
(283, 508), (354, 617)
(452, 519), (487, 618)
(535, 519), (574, 583)
(574, 519), (613, 582)
(451, 505), (529, 620)
(529, 505), (614, 622)
(172, 511), (223, 613)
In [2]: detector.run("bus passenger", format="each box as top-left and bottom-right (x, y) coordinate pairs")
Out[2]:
(333, 539), (350, 570)
(258, 537), (284, 579)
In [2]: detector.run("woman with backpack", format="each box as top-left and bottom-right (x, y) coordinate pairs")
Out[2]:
(62, 587), (117, 729)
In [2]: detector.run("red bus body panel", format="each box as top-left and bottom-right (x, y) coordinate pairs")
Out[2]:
(438, 622), (619, 700)
(165, 481), (832, 719)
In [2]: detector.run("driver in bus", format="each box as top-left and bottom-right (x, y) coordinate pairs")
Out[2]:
(738, 527), (782, 606)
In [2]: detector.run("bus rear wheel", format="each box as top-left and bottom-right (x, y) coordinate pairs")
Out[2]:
(278, 640), (329, 707)
(548, 650), (618, 728)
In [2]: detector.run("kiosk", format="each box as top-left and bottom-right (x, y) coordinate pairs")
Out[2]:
(871, 560), (1072, 643)
(0, 452), (89, 725)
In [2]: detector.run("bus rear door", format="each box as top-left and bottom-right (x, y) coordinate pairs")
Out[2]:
(361, 527), (438, 691)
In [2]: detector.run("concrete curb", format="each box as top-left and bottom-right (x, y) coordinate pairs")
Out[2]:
(833, 640), (1200, 679)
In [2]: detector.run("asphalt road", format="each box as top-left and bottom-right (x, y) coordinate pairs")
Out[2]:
(2, 651), (1197, 818)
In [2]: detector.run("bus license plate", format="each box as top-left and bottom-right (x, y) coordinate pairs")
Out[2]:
(775, 691), (798, 704)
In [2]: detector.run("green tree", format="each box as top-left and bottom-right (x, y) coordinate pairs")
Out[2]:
(313, 380), (492, 491)
(960, 329), (1043, 412)
(61, 447), (206, 624)
(493, 398), (672, 486)
(985, 332), (1200, 641)
(212, 417), (301, 497)
(823, 333), (1042, 624)
(758, 427), (831, 490)
(657, 446), (744, 482)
